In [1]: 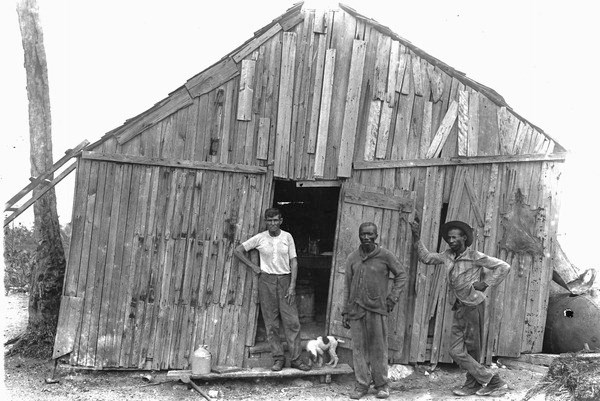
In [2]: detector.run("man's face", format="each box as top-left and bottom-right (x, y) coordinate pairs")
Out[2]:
(265, 215), (282, 234)
(359, 225), (378, 246)
(447, 228), (467, 252)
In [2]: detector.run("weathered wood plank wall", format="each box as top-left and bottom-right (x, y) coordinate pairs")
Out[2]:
(60, 6), (565, 369)
(63, 158), (266, 369)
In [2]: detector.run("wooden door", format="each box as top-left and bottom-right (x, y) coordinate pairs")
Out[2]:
(54, 158), (270, 370)
(326, 183), (414, 359)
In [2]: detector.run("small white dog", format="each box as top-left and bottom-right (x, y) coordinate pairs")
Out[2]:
(306, 335), (344, 368)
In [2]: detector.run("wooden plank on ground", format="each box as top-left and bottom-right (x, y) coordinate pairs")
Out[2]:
(313, 48), (336, 178)
(168, 363), (353, 380)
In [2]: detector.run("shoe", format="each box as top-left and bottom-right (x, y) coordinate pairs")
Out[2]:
(475, 374), (508, 396)
(349, 387), (368, 399)
(271, 359), (284, 371)
(376, 385), (390, 398)
(290, 360), (311, 371)
(452, 384), (481, 396)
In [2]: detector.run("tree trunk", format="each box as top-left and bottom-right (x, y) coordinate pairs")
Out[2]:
(16, 0), (66, 345)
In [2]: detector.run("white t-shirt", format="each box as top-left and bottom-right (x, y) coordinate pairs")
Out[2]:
(241, 230), (297, 274)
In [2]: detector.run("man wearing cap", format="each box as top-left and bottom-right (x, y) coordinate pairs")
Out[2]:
(342, 222), (408, 399)
(409, 217), (510, 396)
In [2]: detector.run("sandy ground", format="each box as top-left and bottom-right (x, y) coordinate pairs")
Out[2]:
(3, 292), (546, 400)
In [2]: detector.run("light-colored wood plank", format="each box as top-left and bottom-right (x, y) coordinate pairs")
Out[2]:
(386, 41), (400, 105)
(467, 91), (480, 156)
(185, 58), (240, 98)
(354, 152), (567, 169)
(375, 103), (394, 159)
(337, 39), (366, 177)
(363, 100), (381, 161)
(233, 23), (283, 63)
(498, 107), (520, 155)
(458, 90), (469, 156)
(115, 88), (194, 145)
(307, 34), (327, 154)
(313, 49), (336, 177)
(274, 32), (297, 178)
(424, 100), (459, 159)
(373, 35), (392, 100)
(237, 60), (256, 121)
(411, 54), (423, 96)
(256, 117), (270, 160)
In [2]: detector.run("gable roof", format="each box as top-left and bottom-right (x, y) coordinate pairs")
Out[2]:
(88, 2), (564, 152)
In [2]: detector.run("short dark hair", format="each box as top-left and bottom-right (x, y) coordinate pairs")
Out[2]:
(264, 208), (281, 219)
(359, 222), (378, 234)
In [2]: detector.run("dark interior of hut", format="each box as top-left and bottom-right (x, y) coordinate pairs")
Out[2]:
(254, 180), (340, 345)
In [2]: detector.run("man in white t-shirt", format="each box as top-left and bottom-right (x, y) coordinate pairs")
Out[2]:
(234, 208), (310, 372)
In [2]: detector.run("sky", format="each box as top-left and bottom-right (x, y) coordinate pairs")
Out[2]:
(1, 0), (599, 270)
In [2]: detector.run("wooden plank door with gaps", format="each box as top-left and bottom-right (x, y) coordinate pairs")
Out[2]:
(424, 165), (500, 365)
(326, 183), (415, 357)
(54, 159), (270, 370)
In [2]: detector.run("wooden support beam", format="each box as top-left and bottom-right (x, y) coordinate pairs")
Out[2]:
(4, 161), (77, 227)
(5, 139), (89, 210)
(296, 180), (341, 187)
(353, 152), (567, 170)
(82, 151), (267, 174)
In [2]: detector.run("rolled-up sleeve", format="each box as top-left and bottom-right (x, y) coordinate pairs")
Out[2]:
(416, 239), (446, 265)
(476, 253), (510, 287)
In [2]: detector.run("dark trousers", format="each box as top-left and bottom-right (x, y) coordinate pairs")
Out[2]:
(349, 309), (389, 390)
(258, 273), (302, 363)
(449, 301), (494, 386)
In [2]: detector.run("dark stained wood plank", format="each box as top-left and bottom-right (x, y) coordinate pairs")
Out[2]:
(64, 159), (91, 297)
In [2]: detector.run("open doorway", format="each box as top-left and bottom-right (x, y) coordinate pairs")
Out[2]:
(254, 179), (340, 345)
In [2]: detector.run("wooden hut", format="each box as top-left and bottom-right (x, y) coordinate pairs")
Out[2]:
(53, 3), (566, 370)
